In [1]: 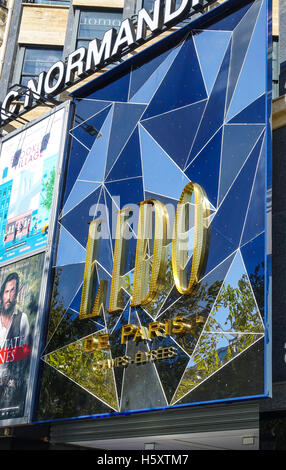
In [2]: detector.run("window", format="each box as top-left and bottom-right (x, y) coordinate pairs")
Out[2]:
(76, 10), (122, 49)
(142, 0), (182, 12)
(141, 0), (193, 25)
(20, 47), (63, 86)
(25, 0), (70, 4)
(142, 0), (155, 11)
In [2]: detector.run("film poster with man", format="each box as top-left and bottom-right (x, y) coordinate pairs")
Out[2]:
(0, 253), (45, 419)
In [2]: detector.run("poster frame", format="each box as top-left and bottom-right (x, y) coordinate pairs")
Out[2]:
(0, 100), (73, 427)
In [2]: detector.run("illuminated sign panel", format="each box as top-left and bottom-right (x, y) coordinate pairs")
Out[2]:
(36, 0), (272, 421)
(0, 107), (67, 264)
(0, 104), (70, 425)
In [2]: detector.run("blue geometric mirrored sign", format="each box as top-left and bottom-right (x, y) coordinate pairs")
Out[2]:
(36, 0), (272, 422)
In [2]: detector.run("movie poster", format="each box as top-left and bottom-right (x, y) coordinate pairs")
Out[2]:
(0, 253), (45, 420)
(0, 107), (66, 264)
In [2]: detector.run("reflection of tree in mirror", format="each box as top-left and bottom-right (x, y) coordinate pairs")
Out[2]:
(160, 277), (223, 356)
(44, 340), (118, 410)
(249, 261), (264, 317)
(172, 265), (265, 403)
(38, 349), (116, 420)
(46, 268), (65, 344)
(45, 268), (101, 352)
(208, 265), (264, 333)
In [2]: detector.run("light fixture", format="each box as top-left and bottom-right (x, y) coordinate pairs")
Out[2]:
(144, 443), (156, 450)
(242, 436), (255, 446)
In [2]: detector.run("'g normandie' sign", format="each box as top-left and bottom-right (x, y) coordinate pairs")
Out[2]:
(0, 0), (216, 126)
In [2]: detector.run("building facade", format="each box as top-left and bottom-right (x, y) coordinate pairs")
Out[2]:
(0, 0), (284, 451)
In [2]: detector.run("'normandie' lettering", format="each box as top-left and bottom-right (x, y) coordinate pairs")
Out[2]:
(0, 0), (214, 126)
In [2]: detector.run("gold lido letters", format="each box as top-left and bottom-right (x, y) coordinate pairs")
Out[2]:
(79, 219), (108, 319)
(79, 181), (210, 323)
(131, 199), (169, 307)
(172, 182), (209, 295)
(108, 208), (132, 314)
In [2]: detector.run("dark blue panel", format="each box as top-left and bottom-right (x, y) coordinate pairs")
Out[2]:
(78, 106), (113, 182)
(102, 186), (121, 245)
(226, 0), (267, 121)
(129, 44), (182, 105)
(185, 127), (223, 208)
(105, 176), (144, 208)
(106, 126), (142, 181)
(45, 307), (102, 355)
(141, 100), (207, 169)
(105, 103), (146, 177)
(193, 30), (231, 95)
(227, 94), (266, 124)
(70, 105), (112, 150)
(60, 186), (102, 248)
(62, 181), (101, 217)
(73, 99), (112, 125)
(63, 137), (89, 206)
(218, 125), (265, 204)
(129, 48), (172, 100)
(241, 232), (265, 316)
(129, 306), (139, 326)
(56, 224), (87, 267)
(77, 71), (131, 102)
(50, 263), (86, 319)
(186, 40), (231, 165)
(205, 133), (262, 274)
(241, 137), (266, 245)
(139, 124), (190, 200)
(206, 2), (253, 31)
(142, 34), (207, 120)
(203, 226), (237, 278)
(144, 191), (178, 209)
(225, 0), (262, 114)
